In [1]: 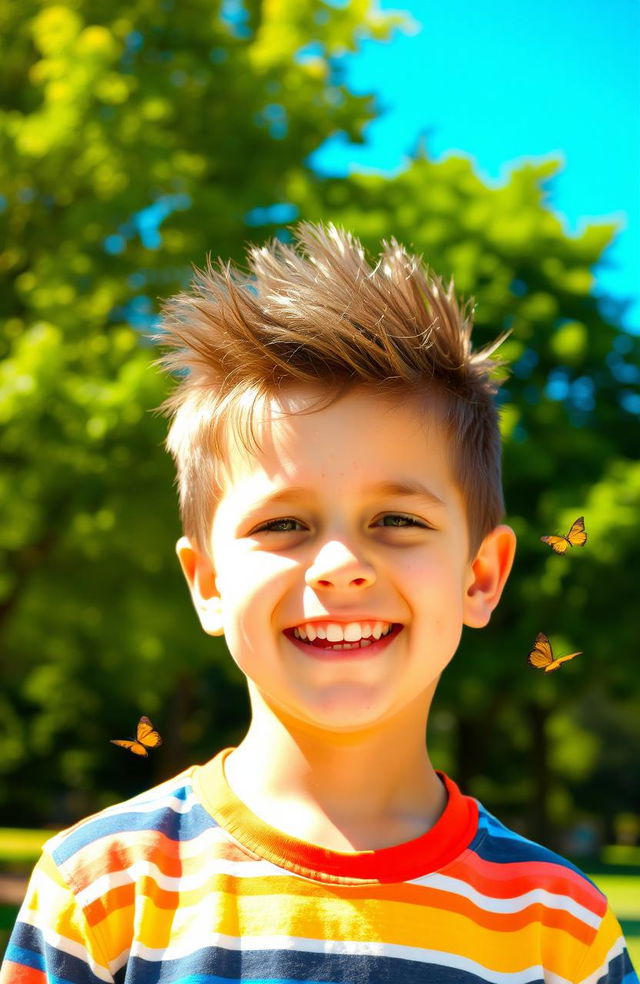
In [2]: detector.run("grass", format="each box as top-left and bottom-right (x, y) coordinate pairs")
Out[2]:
(0, 828), (59, 960)
(0, 828), (55, 867)
(1, 829), (639, 969)
(583, 869), (640, 970)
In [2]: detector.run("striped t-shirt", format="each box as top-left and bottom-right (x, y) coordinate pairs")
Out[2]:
(2, 747), (637, 984)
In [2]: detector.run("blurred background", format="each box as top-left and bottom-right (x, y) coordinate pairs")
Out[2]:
(1, 0), (638, 950)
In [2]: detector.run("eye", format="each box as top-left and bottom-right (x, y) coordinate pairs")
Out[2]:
(253, 517), (306, 534)
(374, 513), (428, 528)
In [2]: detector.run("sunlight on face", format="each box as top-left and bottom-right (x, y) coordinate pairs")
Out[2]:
(209, 386), (477, 735)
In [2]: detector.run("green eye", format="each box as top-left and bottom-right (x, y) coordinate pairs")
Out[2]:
(378, 514), (423, 527)
(258, 518), (304, 533)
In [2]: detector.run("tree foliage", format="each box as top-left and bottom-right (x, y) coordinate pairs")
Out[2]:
(0, 0), (402, 820)
(1, 0), (638, 842)
(285, 158), (640, 838)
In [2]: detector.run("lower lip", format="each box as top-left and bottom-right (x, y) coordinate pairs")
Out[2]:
(284, 624), (403, 661)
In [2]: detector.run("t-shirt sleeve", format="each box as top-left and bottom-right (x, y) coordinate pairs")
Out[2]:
(574, 903), (638, 984)
(0, 850), (114, 984)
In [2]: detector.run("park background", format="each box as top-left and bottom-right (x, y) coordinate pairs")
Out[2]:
(1, 0), (639, 960)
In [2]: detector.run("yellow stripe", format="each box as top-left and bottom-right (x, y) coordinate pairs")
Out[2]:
(571, 906), (626, 981)
(122, 884), (596, 977)
(18, 852), (113, 977)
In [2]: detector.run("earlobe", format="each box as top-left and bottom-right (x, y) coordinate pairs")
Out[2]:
(175, 536), (225, 637)
(463, 524), (516, 629)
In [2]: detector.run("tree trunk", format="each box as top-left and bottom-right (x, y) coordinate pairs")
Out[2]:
(528, 702), (550, 845)
(158, 671), (194, 781)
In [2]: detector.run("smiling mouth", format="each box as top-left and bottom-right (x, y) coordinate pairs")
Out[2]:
(284, 623), (402, 652)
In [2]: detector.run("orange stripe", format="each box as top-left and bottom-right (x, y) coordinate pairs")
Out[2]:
(84, 883), (134, 927)
(84, 872), (598, 947)
(0, 962), (46, 984)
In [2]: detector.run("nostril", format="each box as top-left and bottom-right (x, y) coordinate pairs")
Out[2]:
(352, 577), (367, 586)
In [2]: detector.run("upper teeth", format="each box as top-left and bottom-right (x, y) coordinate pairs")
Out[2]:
(292, 621), (393, 642)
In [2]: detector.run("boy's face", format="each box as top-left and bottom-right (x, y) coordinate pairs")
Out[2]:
(179, 386), (514, 735)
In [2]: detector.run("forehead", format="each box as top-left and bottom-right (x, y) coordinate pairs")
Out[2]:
(218, 385), (457, 503)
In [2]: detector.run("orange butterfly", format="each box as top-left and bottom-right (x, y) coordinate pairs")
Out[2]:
(540, 516), (587, 554)
(528, 633), (582, 673)
(111, 716), (163, 757)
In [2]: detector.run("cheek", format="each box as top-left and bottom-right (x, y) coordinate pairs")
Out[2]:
(398, 550), (453, 592)
(217, 548), (299, 614)
(401, 554), (467, 620)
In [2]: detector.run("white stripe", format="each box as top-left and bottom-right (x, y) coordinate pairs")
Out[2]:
(538, 973), (573, 984)
(74, 855), (287, 908)
(409, 873), (601, 928)
(167, 824), (236, 858)
(130, 933), (571, 984)
(577, 935), (627, 984)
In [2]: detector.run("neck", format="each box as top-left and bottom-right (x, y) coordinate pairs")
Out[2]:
(224, 685), (446, 850)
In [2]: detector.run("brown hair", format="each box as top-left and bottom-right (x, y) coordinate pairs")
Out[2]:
(155, 222), (506, 555)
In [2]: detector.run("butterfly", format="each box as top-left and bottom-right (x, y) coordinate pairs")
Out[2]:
(540, 516), (587, 554)
(527, 632), (582, 673)
(110, 716), (163, 757)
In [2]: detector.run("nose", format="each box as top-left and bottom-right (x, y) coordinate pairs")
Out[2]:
(305, 539), (376, 591)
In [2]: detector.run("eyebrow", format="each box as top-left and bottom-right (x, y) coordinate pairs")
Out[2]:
(245, 480), (446, 512)
(366, 480), (446, 507)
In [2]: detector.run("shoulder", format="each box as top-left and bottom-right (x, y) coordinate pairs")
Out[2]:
(463, 806), (635, 984)
(8, 769), (222, 979)
(43, 766), (216, 893)
(467, 801), (607, 918)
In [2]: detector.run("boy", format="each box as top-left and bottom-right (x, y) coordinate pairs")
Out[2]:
(2, 223), (636, 984)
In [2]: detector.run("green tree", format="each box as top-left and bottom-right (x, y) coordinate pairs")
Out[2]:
(2, 0), (637, 843)
(0, 0), (403, 822)
(286, 155), (640, 844)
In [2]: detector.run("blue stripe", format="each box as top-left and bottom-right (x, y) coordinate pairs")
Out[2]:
(151, 978), (345, 984)
(5, 920), (110, 984)
(120, 944), (638, 984)
(122, 947), (546, 984)
(605, 948), (640, 984)
(4, 942), (46, 973)
(51, 801), (216, 865)
(472, 807), (604, 893)
(5, 923), (48, 971)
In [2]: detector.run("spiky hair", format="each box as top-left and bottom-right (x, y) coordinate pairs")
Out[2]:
(154, 222), (506, 554)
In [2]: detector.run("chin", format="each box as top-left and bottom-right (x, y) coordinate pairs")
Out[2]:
(250, 678), (408, 734)
(285, 697), (403, 736)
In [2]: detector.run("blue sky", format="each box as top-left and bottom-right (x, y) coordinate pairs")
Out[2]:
(311, 0), (639, 333)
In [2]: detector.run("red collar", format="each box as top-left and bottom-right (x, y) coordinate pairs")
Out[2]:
(195, 747), (478, 884)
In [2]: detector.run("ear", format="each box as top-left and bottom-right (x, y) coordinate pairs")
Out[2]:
(463, 524), (516, 629)
(176, 536), (225, 637)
